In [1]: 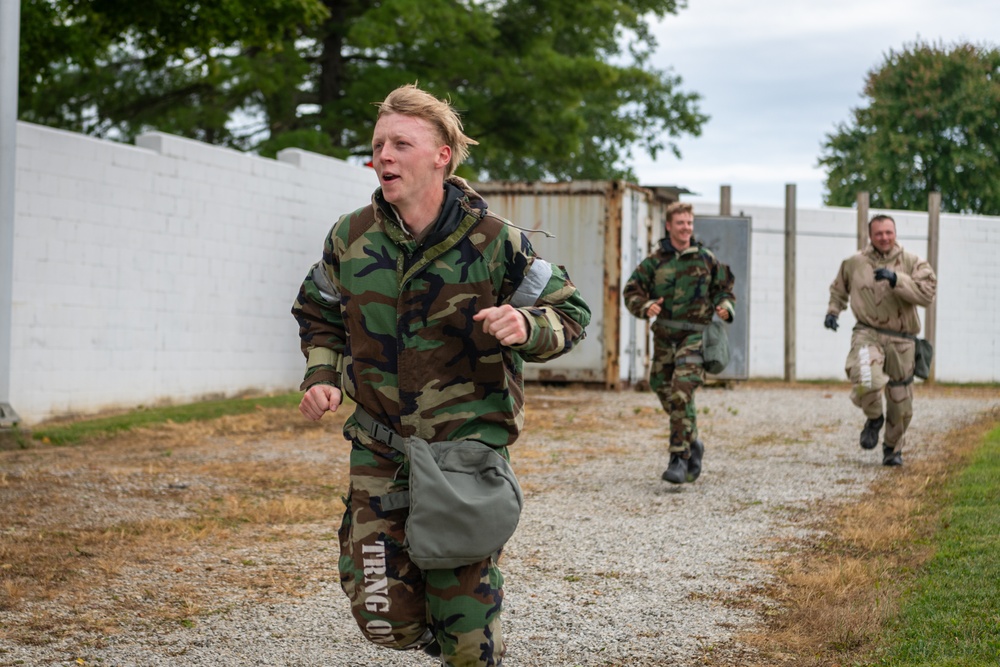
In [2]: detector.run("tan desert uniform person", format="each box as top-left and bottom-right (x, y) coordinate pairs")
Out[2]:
(826, 215), (936, 464)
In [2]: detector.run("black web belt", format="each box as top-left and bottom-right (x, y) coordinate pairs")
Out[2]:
(658, 318), (707, 332)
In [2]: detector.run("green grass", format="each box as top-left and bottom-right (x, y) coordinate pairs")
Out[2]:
(873, 425), (1000, 666)
(25, 392), (303, 446)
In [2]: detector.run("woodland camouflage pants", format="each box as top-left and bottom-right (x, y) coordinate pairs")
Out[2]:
(338, 441), (505, 666)
(845, 326), (917, 454)
(650, 331), (706, 454)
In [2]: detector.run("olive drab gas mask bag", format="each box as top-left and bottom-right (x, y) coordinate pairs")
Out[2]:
(355, 407), (524, 570)
(401, 436), (524, 570)
(701, 319), (731, 375)
(914, 337), (933, 380)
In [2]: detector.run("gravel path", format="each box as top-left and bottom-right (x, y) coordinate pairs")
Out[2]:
(3, 384), (998, 667)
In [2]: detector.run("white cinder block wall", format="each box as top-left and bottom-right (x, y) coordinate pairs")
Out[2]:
(9, 122), (999, 423)
(695, 201), (997, 383)
(934, 212), (1000, 382)
(12, 122), (377, 423)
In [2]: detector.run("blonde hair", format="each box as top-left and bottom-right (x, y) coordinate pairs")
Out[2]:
(665, 201), (694, 224)
(376, 84), (478, 177)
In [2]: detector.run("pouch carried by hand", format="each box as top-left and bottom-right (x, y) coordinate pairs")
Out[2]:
(702, 319), (731, 375)
(914, 338), (933, 380)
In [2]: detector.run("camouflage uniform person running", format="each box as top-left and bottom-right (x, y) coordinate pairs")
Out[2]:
(623, 202), (735, 484)
(825, 214), (936, 466)
(292, 84), (590, 666)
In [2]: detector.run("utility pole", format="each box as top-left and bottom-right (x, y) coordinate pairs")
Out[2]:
(1, 0), (21, 425)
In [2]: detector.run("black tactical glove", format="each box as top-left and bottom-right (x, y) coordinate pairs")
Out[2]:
(874, 268), (897, 288)
(824, 313), (839, 331)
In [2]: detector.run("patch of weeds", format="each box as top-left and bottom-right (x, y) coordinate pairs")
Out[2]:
(0, 429), (33, 450)
(736, 499), (764, 509)
(747, 432), (809, 446)
(29, 392), (304, 446)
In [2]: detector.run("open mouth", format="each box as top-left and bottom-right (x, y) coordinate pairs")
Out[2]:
(382, 173), (399, 182)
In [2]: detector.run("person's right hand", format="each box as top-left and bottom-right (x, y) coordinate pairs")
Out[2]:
(824, 313), (839, 331)
(299, 384), (342, 421)
(646, 297), (664, 318)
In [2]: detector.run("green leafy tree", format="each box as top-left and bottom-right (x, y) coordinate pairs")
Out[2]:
(820, 41), (1000, 214)
(18, 0), (329, 146)
(19, 0), (707, 181)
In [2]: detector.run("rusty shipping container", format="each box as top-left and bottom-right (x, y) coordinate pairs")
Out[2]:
(473, 180), (666, 389)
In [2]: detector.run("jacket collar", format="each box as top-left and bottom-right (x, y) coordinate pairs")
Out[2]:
(658, 237), (700, 255)
(865, 242), (902, 261)
(374, 176), (488, 248)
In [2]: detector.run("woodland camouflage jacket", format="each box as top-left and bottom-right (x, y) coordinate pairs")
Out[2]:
(292, 177), (590, 451)
(622, 238), (736, 337)
(828, 243), (936, 336)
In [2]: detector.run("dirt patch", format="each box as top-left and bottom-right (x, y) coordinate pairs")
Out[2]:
(0, 406), (352, 645)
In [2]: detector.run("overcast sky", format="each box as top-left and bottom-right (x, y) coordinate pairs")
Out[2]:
(632, 0), (1000, 208)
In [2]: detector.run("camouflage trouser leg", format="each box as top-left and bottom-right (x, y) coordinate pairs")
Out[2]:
(845, 328), (916, 452)
(650, 333), (706, 454)
(426, 557), (504, 666)
(338, 441), (505, 666)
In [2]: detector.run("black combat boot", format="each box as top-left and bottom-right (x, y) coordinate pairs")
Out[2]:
(882, 445), (902, 466)
(686, 439), (705, 482)
(860, 415), (884, 450)
(661, 452), (688, 484)
(415, 629), (441, 657)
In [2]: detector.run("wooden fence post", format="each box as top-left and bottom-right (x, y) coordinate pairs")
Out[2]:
(857, 191), (869, 250)
(925, 192), (940, 383)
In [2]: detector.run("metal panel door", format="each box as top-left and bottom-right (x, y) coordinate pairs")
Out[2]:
(693, 215), (752, 380)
